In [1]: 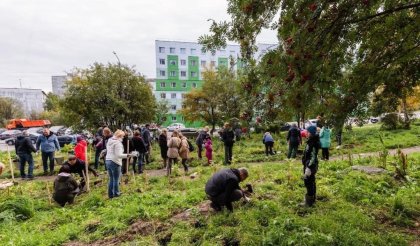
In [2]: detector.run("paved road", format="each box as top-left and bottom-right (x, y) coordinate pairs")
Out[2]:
(0, 140), (12, 152)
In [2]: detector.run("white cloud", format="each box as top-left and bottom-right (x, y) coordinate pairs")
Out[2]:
(0, 0), (277, 91)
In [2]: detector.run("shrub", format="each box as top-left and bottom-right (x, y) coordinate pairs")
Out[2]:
(381, 113), (399, 130)
(0, 196), (34, 222)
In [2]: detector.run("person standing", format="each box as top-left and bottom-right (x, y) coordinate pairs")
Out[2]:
(132, 130), (147, 174)
(287, 123), (302, 159)
(105, 130), (129, 199)
(195, 126), (209, 160)
(53, 165), (80, 207)
(166, 130), (181, 176)
(262, 132), (275, 156)
(74, 136), (87, 162)
(99, 127), (112, 170)
(301, 125), (321, 207)
(15, 130), (36, 179)
(121, 131), (133, 175)
(142, 124), (152, 164)
(93, 135), (103, 170)
(36, 127), (60, 175)
(179, 134), (190, 174)
(158, 129), (169, 169)
(220, 123), (235, 165)
(319, 126), (332, 160)
(204, 136), (213, 165)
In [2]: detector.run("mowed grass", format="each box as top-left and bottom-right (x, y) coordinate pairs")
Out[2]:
(0, 151), (419, 246)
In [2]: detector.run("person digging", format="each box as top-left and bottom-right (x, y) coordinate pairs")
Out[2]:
(62, 156), (98, 192)
(205, 167), (253, 212)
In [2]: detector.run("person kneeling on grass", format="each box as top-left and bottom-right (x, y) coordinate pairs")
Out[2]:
(53, 165), (80, 207)
(205, 168), (252, 212)
(62, 156), (98, 192)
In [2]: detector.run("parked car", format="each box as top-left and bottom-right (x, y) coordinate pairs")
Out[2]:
(5, 133), (40, 146)
(167, 123), (186, 131)
(50, 126), (67, 136)
(0, 130), (22, 140)
(370, 117), (380, 123)
(57, 135), (76, 147)
(27, 127), (44, 134)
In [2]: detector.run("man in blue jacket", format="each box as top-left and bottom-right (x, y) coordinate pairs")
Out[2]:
(36, 127), (60, 175)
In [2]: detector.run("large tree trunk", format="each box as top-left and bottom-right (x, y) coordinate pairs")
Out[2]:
(401, 95), (410, 129)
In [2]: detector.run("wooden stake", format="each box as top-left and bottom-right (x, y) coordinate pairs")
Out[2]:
(85, 144), (90, 192)
(46, 182), (52, 205)
(126, 137), (130, 176)
(6, 145), (15, 182)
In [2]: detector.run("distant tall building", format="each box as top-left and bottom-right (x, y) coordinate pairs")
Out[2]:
(51, 75), (68, 97)
(0, 88), (45, 116)
(154, 40), (275, 127)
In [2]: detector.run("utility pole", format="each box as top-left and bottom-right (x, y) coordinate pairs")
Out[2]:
(113, 51), (121, 66)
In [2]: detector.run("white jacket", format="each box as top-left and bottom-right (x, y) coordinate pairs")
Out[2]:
(105, 137), (127, 166)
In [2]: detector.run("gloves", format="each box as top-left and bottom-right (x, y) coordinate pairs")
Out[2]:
(304, 167), (312, 177)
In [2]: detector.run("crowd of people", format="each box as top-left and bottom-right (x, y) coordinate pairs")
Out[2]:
(10, 117), (332, 209)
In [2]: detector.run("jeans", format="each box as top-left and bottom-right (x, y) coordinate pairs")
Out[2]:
(264, 142), (274, 155)
(209, 189), (243, 211)
(132, 153), (144, 173)
(224, 144), (233, 164)
(106, 160), (121, 198)
(42, 151), (55, 173)
(94, 148), (101, 169)
(322, 148), (329, 160)
(287, 143), (299, 158)
(18, 153), (34, 178)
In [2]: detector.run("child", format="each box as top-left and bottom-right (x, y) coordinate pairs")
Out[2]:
(204, 136), (213, 165)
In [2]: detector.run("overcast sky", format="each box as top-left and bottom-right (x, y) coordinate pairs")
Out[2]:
(0, 0), (277, 92)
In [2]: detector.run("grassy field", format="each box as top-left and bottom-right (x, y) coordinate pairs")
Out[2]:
(0, 151), (419, 245)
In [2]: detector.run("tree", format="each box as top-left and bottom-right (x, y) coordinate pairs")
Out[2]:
(199, 0), (419, 133)
(0, 97), (23, 126)
(155, 100), (170, 126)
(61, 63), (157, 131)
(180, 67), (242, 133)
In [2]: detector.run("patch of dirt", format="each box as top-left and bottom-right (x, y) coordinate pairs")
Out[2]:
(351, 165), (387, 174)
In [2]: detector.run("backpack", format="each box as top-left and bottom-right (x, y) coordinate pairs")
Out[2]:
(187, 139), (195, 152)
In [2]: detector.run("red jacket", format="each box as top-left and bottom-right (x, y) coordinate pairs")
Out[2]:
(74, 140), (87, 162)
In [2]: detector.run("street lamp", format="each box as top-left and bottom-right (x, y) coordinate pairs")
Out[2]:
(112, 51), (121, 66)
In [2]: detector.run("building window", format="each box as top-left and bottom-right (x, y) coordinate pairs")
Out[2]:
(159, 47), (165, 53)
(169, 71), (176, 77)
(172, 116), (177, 121)
(170, 47), (176, 53)
(159, 70), (166, 76)
(160, 82), (166, 87)
(230, 50), (236, 55)
(191, 72), (197, 77)
(192, 83), (197, 88)
(182, 82), (187, 88)
(211, 61), (216, 67)
(180, 59), (186, 66)
(160, 93), (166, 99)
(191, 48), (196, 55)
(180, 71), (186, 77)
(191, 60), (197, 66)
(171, 93), (176, 99)
(171, 82), (176, 88)
(159, 59), (165, 65)
(171, 105), (177, 110)
(180, 48), (186, 54)
(201, 60), (206, 67)
(170, 60), (176, 66)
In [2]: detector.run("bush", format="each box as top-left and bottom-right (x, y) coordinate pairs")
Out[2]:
(381, 113), (399, 130)
(0, 196), (34, 222)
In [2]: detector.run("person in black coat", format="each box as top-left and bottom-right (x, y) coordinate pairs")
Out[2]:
(158, 129), (169, 169)
(121, 132), (134, 174)
(132, 130), (148, 174)
(205, 168), (249, 212)
(287, 123), (302, 158)
(301, 125), (321, 207)
(220, 123), (235, 165)
(142, 124), (152, 164)
(53, 165), (79, 207)
(15, 130), (37, 179)
(62, 156), (98, 191)
(195, 126), (210, 159)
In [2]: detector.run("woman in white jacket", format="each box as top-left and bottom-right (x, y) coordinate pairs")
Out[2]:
(105, 130), (128, 198)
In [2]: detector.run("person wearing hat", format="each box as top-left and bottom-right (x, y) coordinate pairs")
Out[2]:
(15, 130), (37, 179)
(205, 167), (250, 212)
(74, 136), (87, 162)
(62, 156), (98, 191)
(301, 125), (321, 207)
(53, 165), (80, 207)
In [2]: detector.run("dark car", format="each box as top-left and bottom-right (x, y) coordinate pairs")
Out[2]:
(57, 135), (76, 147)
(50, 126), (67, 136)
(0, 130), (22, 140)
(5, 133), (40, 146)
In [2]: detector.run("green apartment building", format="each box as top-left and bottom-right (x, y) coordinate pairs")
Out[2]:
(155, 40), (275, 127)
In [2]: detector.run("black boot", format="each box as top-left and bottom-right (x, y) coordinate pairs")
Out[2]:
(299, 195), (315, 207)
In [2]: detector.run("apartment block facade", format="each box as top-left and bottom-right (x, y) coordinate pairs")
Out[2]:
(155, 40), (275, 127)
